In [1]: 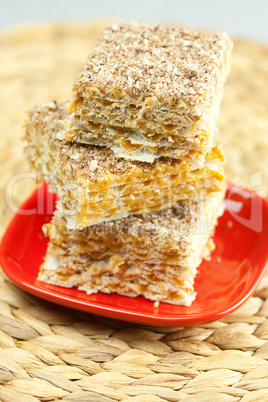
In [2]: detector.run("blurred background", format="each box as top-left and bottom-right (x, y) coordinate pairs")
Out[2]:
(1, 0), (268, 43)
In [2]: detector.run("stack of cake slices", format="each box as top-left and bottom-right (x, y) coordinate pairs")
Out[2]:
(24, 23), (232, 306)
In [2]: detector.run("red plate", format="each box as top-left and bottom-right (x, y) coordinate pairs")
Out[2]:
(0, 183), (268, 326)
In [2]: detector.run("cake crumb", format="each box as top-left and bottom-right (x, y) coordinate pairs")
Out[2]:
(154, 301), (160, 307)
(43, 101), (57, 110)
(89, 159), (98, 172)
(216, 256), (222, 263)
(227, 220), (233, 228)
(55, 130), (65, 140)
(70, 153), (81, 161)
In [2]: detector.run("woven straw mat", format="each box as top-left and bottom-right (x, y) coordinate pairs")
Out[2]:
(0, 21), (268, 402)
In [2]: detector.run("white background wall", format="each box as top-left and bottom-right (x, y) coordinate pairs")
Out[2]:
(1, 0), (268, 43)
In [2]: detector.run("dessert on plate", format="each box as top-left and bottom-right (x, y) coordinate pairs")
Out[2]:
(24, 22), (232, 305)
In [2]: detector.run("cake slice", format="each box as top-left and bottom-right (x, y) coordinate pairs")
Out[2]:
(65, 23), (232, 162)
(24, 102), (226, 230)
(38, 188), (225, 306)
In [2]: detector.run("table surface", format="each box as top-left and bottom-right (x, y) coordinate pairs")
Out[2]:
(0, 21), (268, 401)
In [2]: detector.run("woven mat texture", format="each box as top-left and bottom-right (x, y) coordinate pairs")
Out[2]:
(0, 22), (268, 401)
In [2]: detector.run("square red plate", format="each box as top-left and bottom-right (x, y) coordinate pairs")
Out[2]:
(0, 183), (268, 327)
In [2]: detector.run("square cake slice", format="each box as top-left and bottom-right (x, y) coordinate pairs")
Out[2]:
(65, 23), (232, 162)
(24, 102), (225, 230)
(38, 189), (225, 306)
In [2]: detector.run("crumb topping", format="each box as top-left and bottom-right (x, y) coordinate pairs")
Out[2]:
(73, 23), (232, 107)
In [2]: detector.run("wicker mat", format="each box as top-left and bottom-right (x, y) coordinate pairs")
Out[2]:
(0, 21), (268, 401)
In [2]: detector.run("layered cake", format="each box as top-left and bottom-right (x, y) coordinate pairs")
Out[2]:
(24, 22), (232, 306)
(66, 23), (232, 162)
(38, 189), (225, 306)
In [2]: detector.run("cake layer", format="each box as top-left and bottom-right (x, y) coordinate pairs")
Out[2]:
(65, 104), (216, 162)
(24, 102), (225, 229)
(38, 189), (225, 306)
(66, 23), (232, 161)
